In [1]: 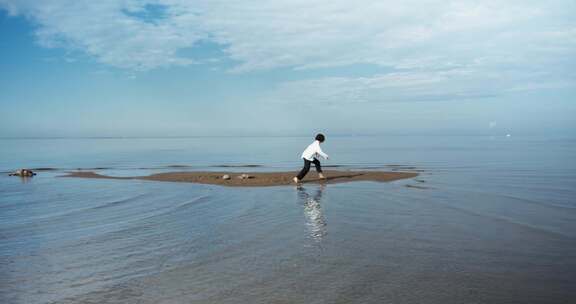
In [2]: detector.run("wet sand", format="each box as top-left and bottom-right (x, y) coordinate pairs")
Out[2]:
(62, 170), (418, 187)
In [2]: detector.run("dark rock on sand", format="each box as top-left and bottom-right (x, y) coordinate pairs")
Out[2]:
(9, 169), (37, 177)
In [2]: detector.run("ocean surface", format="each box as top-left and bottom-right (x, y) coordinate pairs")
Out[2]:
(1, 135), (575, 304)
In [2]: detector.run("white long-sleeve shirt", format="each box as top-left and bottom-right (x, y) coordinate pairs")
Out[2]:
(301, 140), (329, 161)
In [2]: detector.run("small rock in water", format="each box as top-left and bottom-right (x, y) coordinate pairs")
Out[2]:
(8, 169), (36, 177)
(222, 174), (231, 180)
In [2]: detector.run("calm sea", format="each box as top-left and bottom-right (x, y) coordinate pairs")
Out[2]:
(1, 136), (575, 303)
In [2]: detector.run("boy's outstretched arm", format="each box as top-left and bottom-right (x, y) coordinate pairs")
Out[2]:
(317, 145), (329, 160)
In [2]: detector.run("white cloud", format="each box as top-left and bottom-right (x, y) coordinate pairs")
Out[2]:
(266, 65), (575, 104)
(1, 0), (573, 70)
(1, 0), (575, 101)
(1, 0), (208, 70)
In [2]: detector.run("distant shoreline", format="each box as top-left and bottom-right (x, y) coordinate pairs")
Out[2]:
(61, 170), (418, 187)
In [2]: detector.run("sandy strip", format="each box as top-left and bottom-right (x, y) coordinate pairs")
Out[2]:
(61, 170), (418, 187)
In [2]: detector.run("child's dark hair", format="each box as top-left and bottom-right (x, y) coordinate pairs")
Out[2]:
(315, 133), (325, 142)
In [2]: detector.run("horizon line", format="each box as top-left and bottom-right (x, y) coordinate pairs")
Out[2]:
(0, 133), (561, 140)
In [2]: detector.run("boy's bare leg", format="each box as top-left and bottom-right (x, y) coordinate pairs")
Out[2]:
(318, 173), (326, 179)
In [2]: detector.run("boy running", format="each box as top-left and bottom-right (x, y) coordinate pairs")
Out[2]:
(293, 133), (329, 183)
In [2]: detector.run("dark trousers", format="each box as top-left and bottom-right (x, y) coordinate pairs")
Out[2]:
(297, 158), (322, 180)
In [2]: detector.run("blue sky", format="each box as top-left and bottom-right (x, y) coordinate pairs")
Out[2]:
(0, 0), (575, 137)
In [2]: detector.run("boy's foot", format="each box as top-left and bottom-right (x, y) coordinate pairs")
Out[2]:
(318, 173), (326, 179)
(293, 177), (300, 184)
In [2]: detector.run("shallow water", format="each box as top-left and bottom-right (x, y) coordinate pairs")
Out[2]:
(1, 136), (575, 303)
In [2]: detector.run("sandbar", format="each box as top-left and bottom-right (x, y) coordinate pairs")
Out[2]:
(62, 170), (418, 187)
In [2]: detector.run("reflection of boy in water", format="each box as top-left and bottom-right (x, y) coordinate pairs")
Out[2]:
(298, 186), (327, 242)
